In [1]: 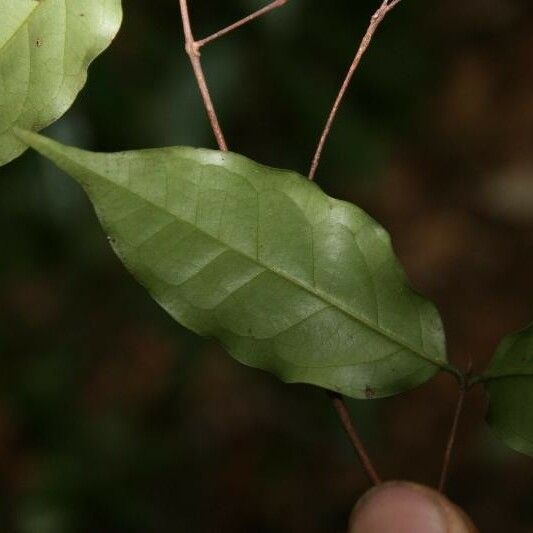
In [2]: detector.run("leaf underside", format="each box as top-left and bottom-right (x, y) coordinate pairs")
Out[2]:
(17, 129), (448, 399)
(0, 0), (122, 166)
(483, 326), (533, 456)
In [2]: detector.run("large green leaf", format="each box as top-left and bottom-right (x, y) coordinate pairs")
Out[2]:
(0, 0), (122, 166)
(16, 129), (452, 399)
(482, 326), (533, 456)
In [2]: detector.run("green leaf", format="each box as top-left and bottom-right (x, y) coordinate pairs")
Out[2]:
(16, 129), (451, 399)
(482, 326), (533, 456)
(0, 0), (122, 166)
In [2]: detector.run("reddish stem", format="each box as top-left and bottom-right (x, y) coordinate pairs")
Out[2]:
(328, 391), (381, 486)
(196, 0), (288, 48)
(178, 0), (290, 151)
(309, 0), (403, 180)
(438, 361), (472, 492)
(178, 0), (228, 150)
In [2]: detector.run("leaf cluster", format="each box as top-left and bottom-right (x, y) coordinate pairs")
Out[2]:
(1, 0), (532, 459)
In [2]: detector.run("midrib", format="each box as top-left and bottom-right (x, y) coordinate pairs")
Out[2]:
(0, 2), (40, 55)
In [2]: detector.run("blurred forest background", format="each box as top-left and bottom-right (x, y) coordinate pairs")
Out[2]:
(2, 0), (533, 531)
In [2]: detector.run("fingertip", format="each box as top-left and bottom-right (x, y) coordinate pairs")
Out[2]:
(348, 481), (477, 533)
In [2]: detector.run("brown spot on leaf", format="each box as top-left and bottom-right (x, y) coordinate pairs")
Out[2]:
(365, 386), (376, 399)
(35, 38), (42, 47)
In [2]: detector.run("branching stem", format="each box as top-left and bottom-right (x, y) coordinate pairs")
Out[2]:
(178, 0), (227, 150)
(178, 0), (289, 151)
(308, 0), (403, 180)
(328, 391), (381, 486)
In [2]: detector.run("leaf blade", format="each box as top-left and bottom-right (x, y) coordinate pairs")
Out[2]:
(17, 129), (449, 399)
(482, 326), (533, 456)
(0, 0), (122, 166)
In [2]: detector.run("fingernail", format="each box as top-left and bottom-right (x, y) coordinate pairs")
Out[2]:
(350, 482), (448, 533)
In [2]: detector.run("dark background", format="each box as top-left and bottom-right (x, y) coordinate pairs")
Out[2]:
(2, 0), (533, 531)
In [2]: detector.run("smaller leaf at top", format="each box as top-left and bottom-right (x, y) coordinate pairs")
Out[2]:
(482, 325), (533, 456)
(0, 0), (123, 166)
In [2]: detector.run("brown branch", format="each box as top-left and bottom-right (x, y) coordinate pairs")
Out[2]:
(196, 0), (288, 48)
(308, 0), (403, 181)
(178, 0), (228, 151)
(178, 0), (289, 151)
(438, 360), (472, 492)
(328, 391), (381, 486)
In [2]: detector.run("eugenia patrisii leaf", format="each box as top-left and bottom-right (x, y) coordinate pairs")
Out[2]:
(481, 326), (533, 456)
(16, 129), (452, 399)
(0, 0), (122, 166)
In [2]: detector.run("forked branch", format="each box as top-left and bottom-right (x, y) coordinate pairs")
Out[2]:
(309, 0), (403, 180)
(178, 0), (227, 150)
(178, 0), (289, 151)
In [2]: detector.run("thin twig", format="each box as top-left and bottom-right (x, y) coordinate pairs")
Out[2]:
(308, 0), (403, 180)
(197, 0), (288, 48)
(178, 0), (289, 151)
(328, 391), (381, 486)
(438, 360), (473, 492)
(178, 0), (228, 150)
